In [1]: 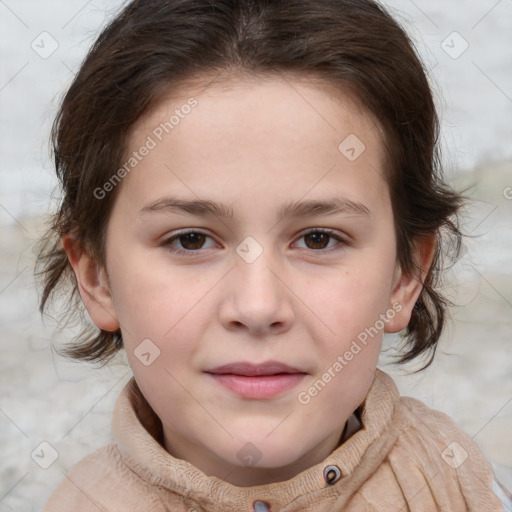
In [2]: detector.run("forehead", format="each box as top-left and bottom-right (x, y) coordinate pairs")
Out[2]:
(129, 71), (383, 154)
(121, 72), (388, 213)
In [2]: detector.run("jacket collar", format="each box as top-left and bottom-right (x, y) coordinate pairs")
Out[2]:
(112, 370), (400, 511)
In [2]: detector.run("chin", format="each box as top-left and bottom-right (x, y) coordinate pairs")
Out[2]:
(230, 436), (308, 470)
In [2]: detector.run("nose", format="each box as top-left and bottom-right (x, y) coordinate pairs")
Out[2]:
(219, 253), (295, 336)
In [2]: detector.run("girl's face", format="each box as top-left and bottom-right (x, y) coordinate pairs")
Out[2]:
(73, 74), (427, 486)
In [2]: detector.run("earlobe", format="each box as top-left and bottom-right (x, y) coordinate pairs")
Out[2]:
(62, 235), (120, 332)
(384, 233), (436, 333)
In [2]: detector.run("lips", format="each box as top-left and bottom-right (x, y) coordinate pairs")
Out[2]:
(206, 361), (305, 377)
(205, 361), (307, 399)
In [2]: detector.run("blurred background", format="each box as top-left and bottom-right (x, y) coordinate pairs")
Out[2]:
(0, 1), (511, 510)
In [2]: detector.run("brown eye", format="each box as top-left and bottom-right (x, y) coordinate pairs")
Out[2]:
(295, 229), (345, 252)
(303, 232), (330, 250)
(178, 232), (206, 250)
(163, 231), (216, 254)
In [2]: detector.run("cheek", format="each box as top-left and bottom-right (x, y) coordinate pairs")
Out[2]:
(108, 252), (206, 341)
(311, 264), (395, 341)
(107, 255), (214, 391)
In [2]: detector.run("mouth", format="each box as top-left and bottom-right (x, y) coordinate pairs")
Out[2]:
(205, 361), (308, 399)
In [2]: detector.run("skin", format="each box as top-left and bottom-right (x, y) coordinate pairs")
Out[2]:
(64, 72), (435, 486)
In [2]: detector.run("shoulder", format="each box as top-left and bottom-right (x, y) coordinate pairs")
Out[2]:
(42, 443), (172, 512)
(388, 395), (503, 511)
(396, 395), (482, 461)
(395, 395), (489, 474)
(397, 395), (466, 441)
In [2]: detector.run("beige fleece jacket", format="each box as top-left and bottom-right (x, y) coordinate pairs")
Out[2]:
(43, 369), (503, 511)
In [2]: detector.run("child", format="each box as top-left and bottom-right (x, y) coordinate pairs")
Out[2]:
(36, 0), (510, 510)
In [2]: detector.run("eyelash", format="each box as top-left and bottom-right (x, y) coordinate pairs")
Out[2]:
(161, 228), (348, 256)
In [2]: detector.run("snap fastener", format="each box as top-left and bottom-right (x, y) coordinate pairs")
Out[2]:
(323, 464), (342, 485)
(252, 500), (271, 512)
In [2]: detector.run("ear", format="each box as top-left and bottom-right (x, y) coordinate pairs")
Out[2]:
(62, 234), (120, 332)
(385, 233), (436, 333)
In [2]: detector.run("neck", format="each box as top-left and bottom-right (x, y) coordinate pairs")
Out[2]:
(162, 420), (351, 487)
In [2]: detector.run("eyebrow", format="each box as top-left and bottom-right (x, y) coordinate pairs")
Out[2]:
(138, 196), (371, 221)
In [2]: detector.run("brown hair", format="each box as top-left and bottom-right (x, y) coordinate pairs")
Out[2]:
(36, 0), (463, 367)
